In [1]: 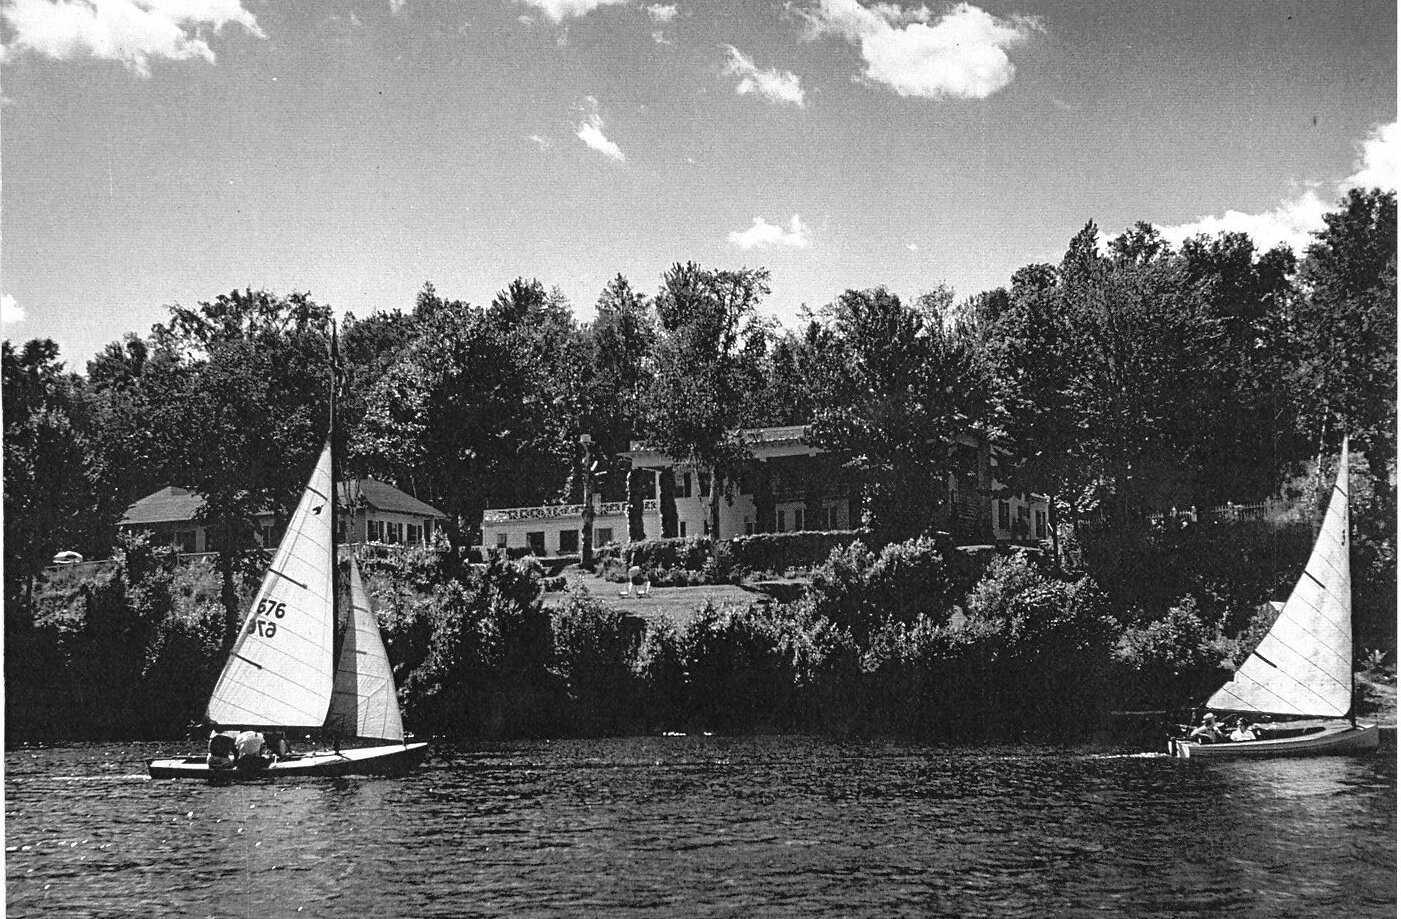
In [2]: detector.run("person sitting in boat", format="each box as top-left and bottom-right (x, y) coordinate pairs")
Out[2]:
(206, 731), (237, 771)
(263, 731), (290, 760)
(1230, 719), (1258, 742)
(1188, 712), (1225, 743)
(234, 729), (271, 771)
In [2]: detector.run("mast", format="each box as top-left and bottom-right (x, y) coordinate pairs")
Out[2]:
(330, 319), (342, 740)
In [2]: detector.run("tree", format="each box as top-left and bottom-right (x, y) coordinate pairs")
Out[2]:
(582, 275), (656, 502)
(359, 285), (575, 542)
(808, 286), (990, 541)
(153, 289), (335, 639)
(2, 340), (91, 622)
(644, 263), (772, 538)
(1285, 188), (1397, 481)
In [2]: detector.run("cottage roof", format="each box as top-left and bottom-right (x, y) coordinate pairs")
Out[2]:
(341, 480), (446, 519)
(120, 479), (445, 526)
(119, 486), (206, 526)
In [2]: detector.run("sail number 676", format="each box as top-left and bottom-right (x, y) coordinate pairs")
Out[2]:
(256, 599), (288, 618)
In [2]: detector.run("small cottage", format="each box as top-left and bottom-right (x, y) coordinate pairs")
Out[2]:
(119, 480), (445, 553)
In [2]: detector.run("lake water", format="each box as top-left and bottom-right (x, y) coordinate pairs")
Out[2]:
(5, 735), (1395, 918)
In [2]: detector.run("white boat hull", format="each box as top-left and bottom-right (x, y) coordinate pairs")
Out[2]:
(1171, 723), (1379, 759)
(149, 742), (429, 780)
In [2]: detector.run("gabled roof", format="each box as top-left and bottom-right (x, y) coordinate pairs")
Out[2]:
(119, 486), (206, 526)
(121, 479), (445, 526)
(341, 479), (446, 519)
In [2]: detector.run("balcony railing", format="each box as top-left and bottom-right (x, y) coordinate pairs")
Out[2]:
(483, 499), (658, 524)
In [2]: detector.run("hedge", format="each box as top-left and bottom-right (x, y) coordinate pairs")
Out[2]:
(727, 529), (870, 574)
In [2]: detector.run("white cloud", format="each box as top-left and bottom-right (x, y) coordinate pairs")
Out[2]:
(528, 133), (552, 151)
(1157, 190), (1331, 255)
(723, 45), (806, 108)
(517, 0), (627, 23)
(2, 294), (27, 325)
(1344, 121), (1399, 192)
(728, 215), (812, 250)
(804, 0), (1039, 100)
(576, 97), (625, 162)
(645, 3), (676, 23)
(646, 4), (676, 42)
(2, 0), (265, 77)
(1157, 120), (1398, 255)
(906, 242), (919, 251)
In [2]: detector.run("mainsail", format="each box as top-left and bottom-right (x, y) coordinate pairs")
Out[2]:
(326, 556), (405, 742)
(1206, 440), (1353, 718)
(207, 440), (338, 729)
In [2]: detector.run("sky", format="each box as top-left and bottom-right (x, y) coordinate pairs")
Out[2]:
(1, 0), (1396, 370)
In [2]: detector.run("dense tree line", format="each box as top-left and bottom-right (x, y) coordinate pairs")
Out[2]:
(5, 189), (1395, 661)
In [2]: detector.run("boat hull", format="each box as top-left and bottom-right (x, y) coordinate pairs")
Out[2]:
(148, 742), (429, 780)
(1171, 723), (1378, 759)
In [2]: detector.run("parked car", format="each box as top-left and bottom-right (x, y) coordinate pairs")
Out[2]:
(51, 551), (84, 565)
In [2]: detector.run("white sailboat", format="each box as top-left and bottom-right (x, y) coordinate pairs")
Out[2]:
(1171, 438), (1379, 758)
(149, 439), (428, 779)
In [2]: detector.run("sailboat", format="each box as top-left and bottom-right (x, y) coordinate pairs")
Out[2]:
(148, 438), (429, 779)
(1170, 438), (1379, 759)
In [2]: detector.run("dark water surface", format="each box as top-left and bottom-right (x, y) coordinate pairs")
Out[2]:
(6, 735), (1395, 918)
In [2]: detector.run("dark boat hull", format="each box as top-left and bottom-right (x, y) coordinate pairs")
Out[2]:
(148, 742), (429, 779)
(1170, 723), (1378, 759)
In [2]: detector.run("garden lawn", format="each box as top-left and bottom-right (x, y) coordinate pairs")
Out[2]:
(545, 565), (774, 630)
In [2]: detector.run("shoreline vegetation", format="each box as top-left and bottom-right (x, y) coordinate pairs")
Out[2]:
(7, 526), (1395, 746)
(5, 189), (1395, 748)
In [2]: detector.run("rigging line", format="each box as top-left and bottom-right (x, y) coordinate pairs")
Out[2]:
(1240, 645), (1350, 709)
(267, 568), (309, 590)
(232, 653), (264, 670)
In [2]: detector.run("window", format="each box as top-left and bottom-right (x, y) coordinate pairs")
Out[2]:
(777, 510), (786, 533)
(174, 530), (196, 553)
(744, 517), (754, 536)
(675, 472), (692, 498)
(793, 508), (805, 532)
(367, 520), (385, 542)
(998, 501), (1010, 531)
(679, 522), (687, 537)
(496, 532), (508, 548)
(595, 527), (614, 546)
(698, 472), (711, 497)
(526, 531), (546, 554)
(385, 522), (403, 544)
(821, 506), (838, 530)
(1035, 509), (1047, 539)
(559, 529), (579, 553)
(407, 524), (422, 545)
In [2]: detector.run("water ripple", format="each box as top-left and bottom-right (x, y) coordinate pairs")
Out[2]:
(5, 736), (1395, 918)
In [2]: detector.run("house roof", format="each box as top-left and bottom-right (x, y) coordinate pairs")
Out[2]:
(341, 479), (446, 519)
(120, 479), (445, 526)
(119, 486), (206, 526)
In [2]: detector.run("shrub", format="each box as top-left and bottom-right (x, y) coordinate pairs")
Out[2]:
(680, 601), (794, 732)
(551, 591), (644, 734)
(807, 537), (958, 641)
(1113, 594), (1235, 711)
(398, 555), (558, 737)
(726, 529), (868, 575)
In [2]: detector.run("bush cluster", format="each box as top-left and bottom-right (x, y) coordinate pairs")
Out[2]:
(726, 529), (868, 575)
(8, 530), (1343, 743)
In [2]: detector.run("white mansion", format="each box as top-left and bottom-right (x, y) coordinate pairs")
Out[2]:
(482, 425), (1049, 555)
